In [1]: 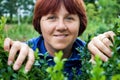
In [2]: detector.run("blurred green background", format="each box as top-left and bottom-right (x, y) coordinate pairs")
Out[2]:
(0, 0), (120, 41)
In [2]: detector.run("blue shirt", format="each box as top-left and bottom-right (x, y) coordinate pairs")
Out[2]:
(27, 36), (85, 79)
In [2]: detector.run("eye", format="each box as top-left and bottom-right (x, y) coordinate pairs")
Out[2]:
(66, 16), (74, 21)
(47, 15), (57, 20)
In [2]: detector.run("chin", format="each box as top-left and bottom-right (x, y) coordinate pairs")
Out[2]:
(54, 45), (68, 51)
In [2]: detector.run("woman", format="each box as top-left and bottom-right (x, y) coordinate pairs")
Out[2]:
(4, 0), (115, 78)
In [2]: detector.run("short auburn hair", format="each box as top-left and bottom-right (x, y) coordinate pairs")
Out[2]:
(33, 0), (87, 36)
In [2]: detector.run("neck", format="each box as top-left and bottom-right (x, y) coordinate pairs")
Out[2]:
(45, 44), (72, 59)
(62, 49), (72, 58)
(47, 48), (72, 58)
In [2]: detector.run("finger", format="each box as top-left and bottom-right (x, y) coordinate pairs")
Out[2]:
(92, 37), (112, 57)
(13, 44), (29, 70)
(98, 34), (106, 40)
(8, 41), (21, 65)
(103, 31), (115, 41)
(88, 41), (108, 62)
(89, 54), (96, 64)
(98, 34), (113, 49)
(4, 37), (13, 51)
(102, 37), (113, 48)
(25, 48), (34, 73)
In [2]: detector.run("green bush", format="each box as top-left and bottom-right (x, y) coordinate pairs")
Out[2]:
(0, 17), (120, 80)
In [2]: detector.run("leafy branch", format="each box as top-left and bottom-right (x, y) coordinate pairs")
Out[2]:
(0, 16), (120, 80)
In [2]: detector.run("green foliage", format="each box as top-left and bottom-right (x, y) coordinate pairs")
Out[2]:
(0, 17), (6, 38)
(0, 17), (120, 80)
(98, 0), (119, 24)
(82, 0), (120, 40)
(0, 17), (48, 80)
(79, 18), (120, 80)
(90, 55), (106, 80)
(46, 51), (67, 80)
(90, 19), (120, 80)
(0, 17), (7, 61)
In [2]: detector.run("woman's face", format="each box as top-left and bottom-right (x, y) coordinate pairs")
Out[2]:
(40, 4), (80, 54)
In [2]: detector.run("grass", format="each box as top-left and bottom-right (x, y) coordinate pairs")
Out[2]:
(4, 23), (39, 41)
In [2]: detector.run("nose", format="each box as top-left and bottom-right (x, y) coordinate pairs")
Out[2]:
(56, 19), (67, 31)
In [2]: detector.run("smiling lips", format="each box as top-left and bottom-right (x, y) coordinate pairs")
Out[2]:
(54, 34), (68, 39)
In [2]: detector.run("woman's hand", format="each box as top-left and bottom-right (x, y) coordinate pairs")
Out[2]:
(4, 37), (35, 73)
(88, 31), (115, 62)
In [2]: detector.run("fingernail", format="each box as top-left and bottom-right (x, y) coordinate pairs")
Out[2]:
(105, 57), (108, 62)
(5, 47), (9, 52)
(8, 61), (12, 65)
(13, 65), (19, 70)
(6, 49), (9, 52)
(24, 69), (29, 73)
(25, 69), (29, 73)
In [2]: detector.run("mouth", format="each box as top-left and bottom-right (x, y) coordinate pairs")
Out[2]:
(54, 34), (69, 38)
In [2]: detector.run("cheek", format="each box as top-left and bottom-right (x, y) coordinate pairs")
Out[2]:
(41, 24), (56, 37)
(40, 19), (49, 34)
(69, 23), (80, 35)
(40, 22), (52, 34)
